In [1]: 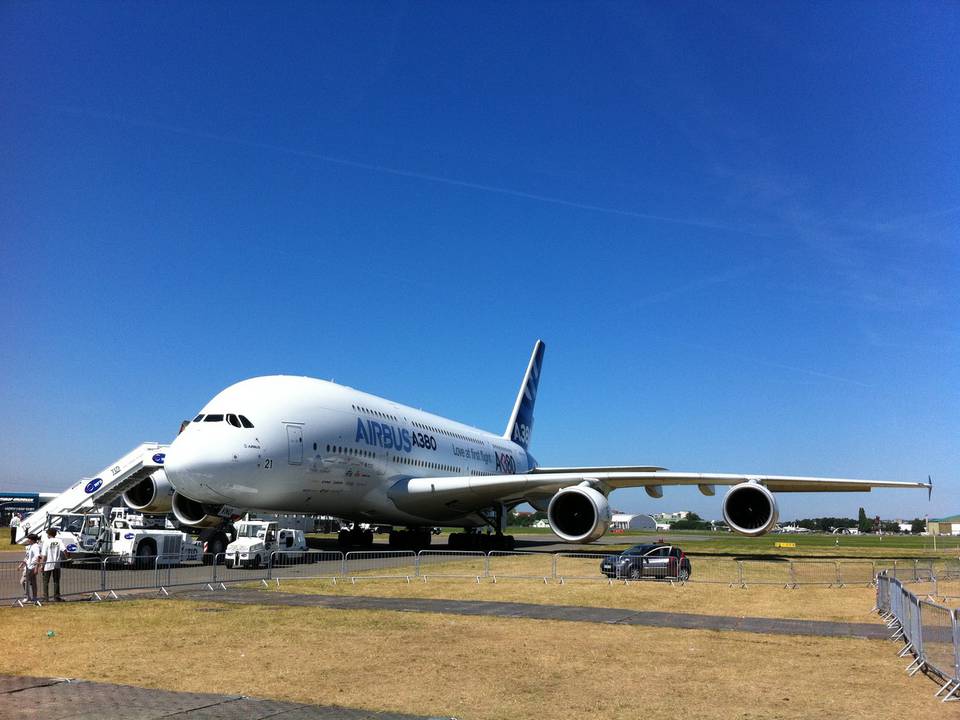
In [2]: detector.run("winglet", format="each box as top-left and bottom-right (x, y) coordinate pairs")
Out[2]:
(928, 475), (933, 501)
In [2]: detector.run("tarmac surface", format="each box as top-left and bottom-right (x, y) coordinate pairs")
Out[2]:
(179, 587), (890, 640)
(0, 674), (445, 720)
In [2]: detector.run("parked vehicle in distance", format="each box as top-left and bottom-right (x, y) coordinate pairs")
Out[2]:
(600, 544), (691, 581)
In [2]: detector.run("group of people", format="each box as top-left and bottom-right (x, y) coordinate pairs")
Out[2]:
(17, 527), (66, 603)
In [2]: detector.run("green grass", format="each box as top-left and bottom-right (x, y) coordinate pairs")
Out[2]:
(510, 527), (960, 559)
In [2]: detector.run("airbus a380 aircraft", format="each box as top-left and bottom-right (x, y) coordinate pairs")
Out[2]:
(125, 341), (929, 550)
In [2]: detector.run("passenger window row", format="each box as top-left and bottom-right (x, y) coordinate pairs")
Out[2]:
(327, 444), (374, 458)
(411, 420), (483, 446)
(352, 404), (398, 423)
(393, 455), (460, 474)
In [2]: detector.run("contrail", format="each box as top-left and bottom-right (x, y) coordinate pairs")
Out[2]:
(51, 104), (749, 233)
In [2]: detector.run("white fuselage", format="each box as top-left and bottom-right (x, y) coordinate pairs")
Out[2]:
(164, 376), (533, 527)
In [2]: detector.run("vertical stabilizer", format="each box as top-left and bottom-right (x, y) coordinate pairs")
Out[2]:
(504, 340), (545, 450)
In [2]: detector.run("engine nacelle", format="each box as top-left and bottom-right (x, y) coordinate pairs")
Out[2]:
(547, 485), (612, 543)
(171, 491), (224, 529)
(122, 470), (175, 514)
(722, 482), (779, 536)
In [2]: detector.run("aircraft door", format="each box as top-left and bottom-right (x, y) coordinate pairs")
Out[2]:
(286, 425), (303, 465)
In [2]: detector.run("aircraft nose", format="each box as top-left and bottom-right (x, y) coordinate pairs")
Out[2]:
(165, 430), (222, 500)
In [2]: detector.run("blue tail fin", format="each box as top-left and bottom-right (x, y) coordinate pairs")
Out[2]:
(504, 340), (545, 451)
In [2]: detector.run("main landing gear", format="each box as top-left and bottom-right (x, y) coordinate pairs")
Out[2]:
(447, 532), (516, 551)
(337, 524), (373, 549)
(387, 527), (433, 550)
(448, 503), (516, 551)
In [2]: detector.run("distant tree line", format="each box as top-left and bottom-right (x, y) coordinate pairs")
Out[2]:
(788, 512), (926, 534)
(509, 510), (547, 527)
(669, 512), (712, 530)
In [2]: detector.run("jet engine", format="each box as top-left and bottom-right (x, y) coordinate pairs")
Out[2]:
(547, 485), (612, 543)
(722, 482), (779, 536)
(171, 491), (224, 529)
(122, 470), (175, 515)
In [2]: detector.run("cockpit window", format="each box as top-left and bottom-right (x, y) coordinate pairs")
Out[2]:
(193, 414), (205, 422)
(204, 414), (224, 422)
(226, 414), (242, 428)
(239, 415), (254, 428)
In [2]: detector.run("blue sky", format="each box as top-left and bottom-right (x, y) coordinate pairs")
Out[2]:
(1, 2), (956, 521)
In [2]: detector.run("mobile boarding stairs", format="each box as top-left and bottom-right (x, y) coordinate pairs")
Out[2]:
(14, 443), (169, 543)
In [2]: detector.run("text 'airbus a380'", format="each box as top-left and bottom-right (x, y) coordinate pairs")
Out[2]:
(125, 340), (929, 551)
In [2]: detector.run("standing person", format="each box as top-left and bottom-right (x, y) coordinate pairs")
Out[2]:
(17, 533), (40, 602)
(9, 513), (21, 544)
(38, 527), (65, 602)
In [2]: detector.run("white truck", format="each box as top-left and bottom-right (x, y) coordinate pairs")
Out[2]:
(109, 518), (204, 566)
(224, 520), (307, 568)
(42, 511), (203, 566)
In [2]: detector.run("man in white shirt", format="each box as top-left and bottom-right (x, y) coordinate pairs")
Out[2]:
(9, 513), (21, 544)
(18, 533), (40, 602)
(38, 527), (66, 602)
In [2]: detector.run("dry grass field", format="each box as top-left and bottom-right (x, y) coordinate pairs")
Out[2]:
(275, 575), (883, 623)
(3, 534), (956, 717)
(0, 597), (950, 720)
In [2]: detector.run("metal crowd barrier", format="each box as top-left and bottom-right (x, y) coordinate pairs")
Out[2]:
(417, 551), (486, 581)
(876, 571), (960, 702)
(343, 550), (417, 580)
(270, 551), (343, 581)
(487, 551), (554, 582)
(6, 551), (958, 611)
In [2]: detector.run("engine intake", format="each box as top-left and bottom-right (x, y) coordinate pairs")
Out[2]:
(547, 485), (612, 543)
(722, 482), (779, 536)
(171, 491), (224, 529)
(123, 470), (175, 514)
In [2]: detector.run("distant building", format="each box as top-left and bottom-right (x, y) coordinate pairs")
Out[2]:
(653, 511), (691, 523)
(611, 513), (657, 531)
(927, 515), (960, 536)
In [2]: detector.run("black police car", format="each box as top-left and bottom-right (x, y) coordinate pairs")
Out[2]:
(600, 543), (691, 580)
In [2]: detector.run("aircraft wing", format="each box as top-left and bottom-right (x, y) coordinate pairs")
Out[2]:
(390, 468), (931, 510)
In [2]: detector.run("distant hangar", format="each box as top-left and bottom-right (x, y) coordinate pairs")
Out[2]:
(611, 513), (657, 531)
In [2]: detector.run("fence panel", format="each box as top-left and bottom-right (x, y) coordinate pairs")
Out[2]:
(155, 556), (213, 589)
(212, 552), (270, 585)
(417, 551), (486, 579)
(919, 600), (957, 681)
(739, 560), (792, 586)
(554, 553), (610, 582)
(789, 561), (840, 586)
(0, 561), (26, 601)
(344, 551), (417, 579)
(838, 561), (876, 585)
(271, 551), (343, 580)
(487, 551), (554, 581)
(687, 558), (741, 584)
(58, 557), (106, 597)
(876, 574), (891, 614)
(935, 559), (960, 580)
(103, 556), (162, 592)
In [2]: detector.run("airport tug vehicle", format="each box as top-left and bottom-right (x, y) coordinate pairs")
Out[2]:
(224, 520), (307, 568)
